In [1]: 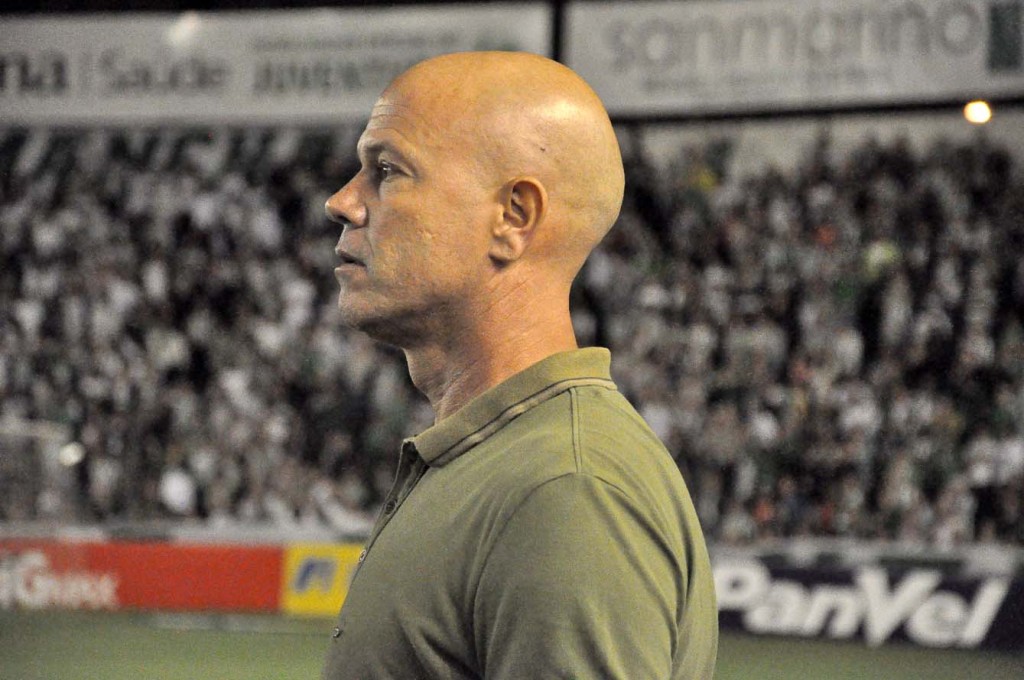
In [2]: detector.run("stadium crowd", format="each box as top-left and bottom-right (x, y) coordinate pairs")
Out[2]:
(1, 121), (1022, 547)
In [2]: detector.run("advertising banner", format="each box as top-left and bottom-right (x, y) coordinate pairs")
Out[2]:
(6, 536), (1021, 652)
(0, 4), (551, 123)
(281, 543), (363, 617)
(566, 0), (1024, 116)
(0, 539), (282, 612)
(715, 559), (1024, 651)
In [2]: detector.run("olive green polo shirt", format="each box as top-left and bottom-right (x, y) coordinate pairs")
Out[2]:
(321, 348), (718, 679)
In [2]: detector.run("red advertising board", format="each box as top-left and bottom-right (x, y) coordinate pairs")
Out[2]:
(0, 539), (282, 612)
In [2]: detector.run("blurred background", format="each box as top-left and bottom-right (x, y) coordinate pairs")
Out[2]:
(1, 1), (1023, 678)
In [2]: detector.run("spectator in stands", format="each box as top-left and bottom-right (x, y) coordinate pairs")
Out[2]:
(1, 114), (1022, 553)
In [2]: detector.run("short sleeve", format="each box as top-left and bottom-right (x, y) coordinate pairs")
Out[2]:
(472, 473), (682, 679)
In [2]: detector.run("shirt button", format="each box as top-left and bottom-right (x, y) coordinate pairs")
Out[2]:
(384, 499), (397, 514)
(331, 627), (342, 639)
(358, 549), (366, 563)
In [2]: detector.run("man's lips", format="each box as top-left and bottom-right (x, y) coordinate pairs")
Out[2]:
(334, 246), (365, 267)
(334, 246), (366, 281)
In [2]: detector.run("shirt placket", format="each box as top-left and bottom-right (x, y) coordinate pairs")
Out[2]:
(356, 440), (428, 567)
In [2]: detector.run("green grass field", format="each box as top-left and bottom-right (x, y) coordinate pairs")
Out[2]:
(0, 610), (1020, 680)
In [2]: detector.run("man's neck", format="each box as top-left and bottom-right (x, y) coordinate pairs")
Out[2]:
(404, 300), (578, 422)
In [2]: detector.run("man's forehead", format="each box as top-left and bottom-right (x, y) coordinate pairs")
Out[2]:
(366, 102), (414, 125)
(360, 99), (459, 151)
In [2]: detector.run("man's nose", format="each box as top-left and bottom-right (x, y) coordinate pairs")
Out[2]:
(325, 177), (367, 228)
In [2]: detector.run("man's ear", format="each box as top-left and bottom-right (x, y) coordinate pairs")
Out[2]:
(490, 177), (547, 264)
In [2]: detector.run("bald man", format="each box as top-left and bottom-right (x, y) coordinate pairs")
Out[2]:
(322, 52), (718, 679)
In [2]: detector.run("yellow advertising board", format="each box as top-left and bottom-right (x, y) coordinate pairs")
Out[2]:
(281, 543), (364, 617)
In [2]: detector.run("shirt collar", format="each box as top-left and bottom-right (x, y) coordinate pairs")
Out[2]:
(408, 347), (616, 467)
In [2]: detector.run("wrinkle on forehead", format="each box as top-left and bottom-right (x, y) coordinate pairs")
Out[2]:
(363, 100), (449, 151)
(371, 103), (414, 115)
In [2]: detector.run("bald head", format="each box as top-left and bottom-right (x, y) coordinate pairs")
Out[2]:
(379, 51), (624, 273)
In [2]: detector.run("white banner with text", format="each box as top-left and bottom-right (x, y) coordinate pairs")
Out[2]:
(0, 5), (552, 123)
(566, 0), (1024, 116)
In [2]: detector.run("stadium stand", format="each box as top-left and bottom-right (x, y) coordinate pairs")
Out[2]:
(1, 123), (1022, 548)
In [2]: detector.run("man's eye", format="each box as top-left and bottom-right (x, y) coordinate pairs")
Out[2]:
(376, 160), (395, 181)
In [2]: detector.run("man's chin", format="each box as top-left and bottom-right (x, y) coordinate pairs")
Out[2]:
(336, 295), (371, 330)
(336, 298), (407, 347)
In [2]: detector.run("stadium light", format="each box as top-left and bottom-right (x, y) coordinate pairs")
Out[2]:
(168, 11), (201, 48)
(964, 100), (992, 125)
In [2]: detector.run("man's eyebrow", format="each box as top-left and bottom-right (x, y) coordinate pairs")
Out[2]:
(356, 138), (398, 160)
(356, 138), (415, 171)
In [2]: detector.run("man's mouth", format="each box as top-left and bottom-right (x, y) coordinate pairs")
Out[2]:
(335, 247), (365, 267)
